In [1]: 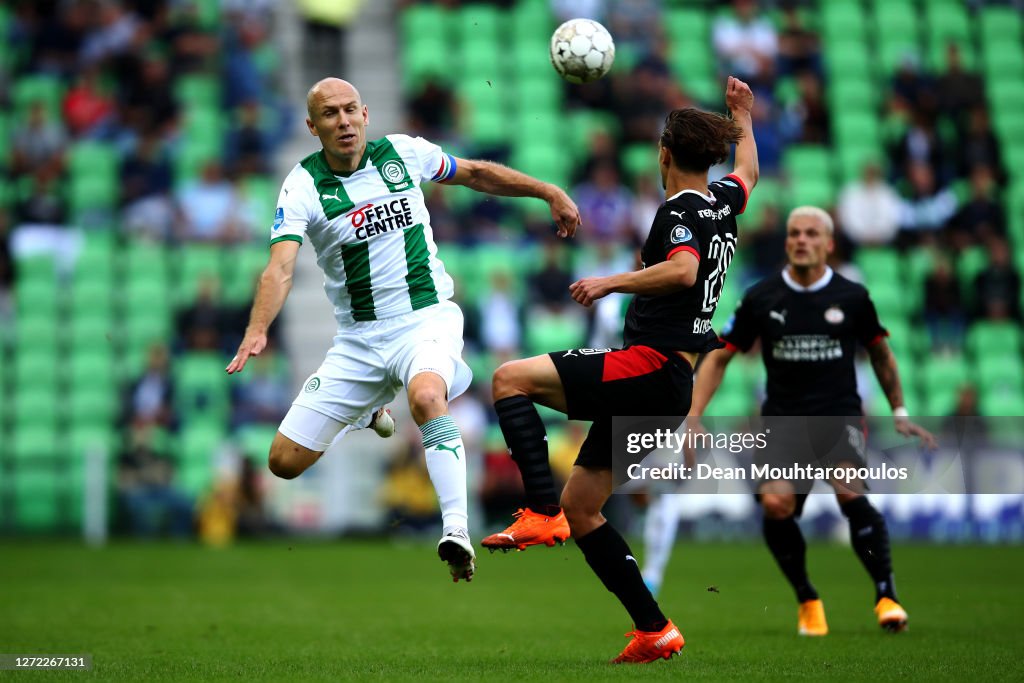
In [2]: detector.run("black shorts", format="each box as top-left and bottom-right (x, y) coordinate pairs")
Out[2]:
(754, 416), (869, 504)
(549, 345), (693, 470)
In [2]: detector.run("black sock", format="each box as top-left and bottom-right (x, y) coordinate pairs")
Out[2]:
(494, 396), (559, 512)
(575, 522), (667, 633)
(763, 515), (819, 604)
(841, 497), (898, 603)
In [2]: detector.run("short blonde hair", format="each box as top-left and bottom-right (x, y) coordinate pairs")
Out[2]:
(787, 205), (834, 236)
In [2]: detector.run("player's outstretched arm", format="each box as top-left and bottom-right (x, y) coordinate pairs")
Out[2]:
(725, 76), (758, 194)
(226, 240), (300, 374)
(866, 338), (937, 448)
(445, 157), (581, 238)
(569, 251), (697, 307)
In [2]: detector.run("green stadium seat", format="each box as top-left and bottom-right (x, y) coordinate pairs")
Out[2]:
(68, 141), (120, 181)
(175, 353), (231, 423)
(834, 113), (882, 150)
(975, 356), (1024, 395)
(524, 310), (584, 356)
(125, 242), (170, 284)
(67, 386), (119, 428)
(68, 349), (116, 390)
(15, 254), (56, 285)
(821, 4), (866, 41)
(13, 351), (58, 391)
(788, 178), (836, 210)
(223, 244), (267, 306)
(69, 425), (118, 459)
(175, 74), (221, 108)
(515, 76), (563, 111)
(455, 4), (500, 42)
(15, 316), (58, 353)
(11, 426), (60, 463)
(979, 391), (1024, 417)
(175, 245), (226, 304)
(926, 2), (971, 44)
(400, 38), (450, 89)
(956, 246), (988, 300)
(825, 41), (871, 78)
(178, 424), (226, 467)
(978, 6), (1022, 44)
(510, 143), (570, 190)
(855, 248), (901, 284)
(123, 310), (172, 355)
(13, 468), (61, 531)
(12, 388), (60, 431)
(15, 279), (59, 321)
(622, 144), (657, 184)
(870, 282), (908, 320)
(236, 424), (278, 463)
(982, 43), (1024, 80)
(966, 322), (1023, 358)
(69, 310), (114, 350)
(828, 78), (876, 114)
(11, 74), (65, 119)
(782, 145), (832, 181)
(400, 3), (450, 44)
(706, 388), (754, 418)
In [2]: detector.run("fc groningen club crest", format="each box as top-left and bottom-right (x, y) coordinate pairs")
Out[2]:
(304, 377), (321, 393)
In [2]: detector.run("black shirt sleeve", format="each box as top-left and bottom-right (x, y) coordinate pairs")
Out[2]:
(653, 205), (701, 263)
(855, 290), (889, 347)
(719, 294), (759, 352)
(709, 174), (750, 215)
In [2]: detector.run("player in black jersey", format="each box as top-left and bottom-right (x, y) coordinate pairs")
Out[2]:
(483, 77), (759, 663)
(688, 205), (935, 637)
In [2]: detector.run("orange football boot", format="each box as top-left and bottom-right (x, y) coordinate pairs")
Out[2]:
(875, 597), (908, 633)
(798, 599), (829, 636)
(612, 620), (685, 664)
(481, 508), (570, 551)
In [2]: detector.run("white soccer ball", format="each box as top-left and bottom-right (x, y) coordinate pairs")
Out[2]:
(549, 18), (615, 84)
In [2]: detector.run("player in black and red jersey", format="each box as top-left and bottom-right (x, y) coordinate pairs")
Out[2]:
(688, 205), (935, 637)
(484, 77), (759, 663)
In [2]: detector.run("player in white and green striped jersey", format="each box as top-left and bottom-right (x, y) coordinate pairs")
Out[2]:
(227, 78), (581, 582)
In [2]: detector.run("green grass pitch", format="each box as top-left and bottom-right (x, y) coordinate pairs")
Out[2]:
(1, 540), (1021, 681)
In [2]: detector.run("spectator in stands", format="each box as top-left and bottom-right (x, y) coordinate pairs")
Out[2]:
(11, 100), (67, 176)
(744, 202), (787, 282)
(777, 4), (821, 78)
(751, 96), (782, 174)
(480, 271), (522, 359)
(124, 343), (176, 431)
(576, 128), (623, 185)
(176, 274), (241, 353)
(121, 126), (173, 204)
(13, 166), (69, 230)
(62, 64), (116, 138)
(407, 77), (457, 141)
(956, 108), (1005, 186)
(0, 215), (14, 321)
(890, 54), (936, 121)
(607, 0), (664, 63)
(226, 100), (270, 177)
(117, 433), (194, 538)
(571, 161), (634, 243)
(231, 340), (292, 428)
(948, 165), (1005, 249)
(837, 161), (902, 247)
(937, 43), (986, 131)
(890, 111), (952, 186)
(973, 237), (1021, 322)
(713, 0), (777, 88)
(922, 252), (966, 353)
(79, 0), (142, 66)
(116, 49), (179, 135)
(897, 162), (959, 246)
(176, 160), (245, 243)
(528, 240), (574, 309)
(629, 172), (662, 247)
(785, 71), (830, 145)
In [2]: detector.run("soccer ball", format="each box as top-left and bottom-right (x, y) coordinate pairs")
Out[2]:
(549, 18), (615, 84)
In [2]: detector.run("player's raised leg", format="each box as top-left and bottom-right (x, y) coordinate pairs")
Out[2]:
(759, 482), (828, 636)
(561, 464), (684, 663)
(483, 355), (571, 551)
(407, 371), (474, 582)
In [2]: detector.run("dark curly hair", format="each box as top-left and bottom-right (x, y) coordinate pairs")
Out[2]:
(660, 108), (744, 173)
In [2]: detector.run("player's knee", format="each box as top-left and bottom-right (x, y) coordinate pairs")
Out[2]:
(408, 382), (448, 423)
(761, 493), (797, 520)
(268, 435), (317, 480)
(492, 361), (529, 401)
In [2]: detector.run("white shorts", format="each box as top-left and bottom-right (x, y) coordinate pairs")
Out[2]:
(278, 300), (473, 451)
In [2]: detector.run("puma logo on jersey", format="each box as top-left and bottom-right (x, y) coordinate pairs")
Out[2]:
(669, 210), (685, 220)
(322, 190), (344, 202)
(436, 444), (461, 459)
(770, 309), (787, 326)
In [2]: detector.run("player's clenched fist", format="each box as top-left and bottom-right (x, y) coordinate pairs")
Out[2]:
(725, 76), (754, 115)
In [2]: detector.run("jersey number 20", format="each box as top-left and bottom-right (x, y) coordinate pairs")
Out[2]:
(701, 234), (737, 314)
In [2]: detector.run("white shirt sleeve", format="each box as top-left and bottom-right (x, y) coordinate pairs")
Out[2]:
(270, 166), (314, 244)
(400, 134), (458, 183)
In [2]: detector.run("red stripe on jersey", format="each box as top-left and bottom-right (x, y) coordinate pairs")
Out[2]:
(724, 173), (749, 214)
(867, 331), (889, 346)
(667, 245), (700, 261)
(720, 339), (740, 353)
(602, 346), (668, 382)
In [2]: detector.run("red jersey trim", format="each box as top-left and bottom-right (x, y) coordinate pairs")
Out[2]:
(867, 331), (890, 347)
(720, 339), (741, 353)
(667, 245), (700, 261)
(723, 173), (749, 214)
(602, 346), (669, 382)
